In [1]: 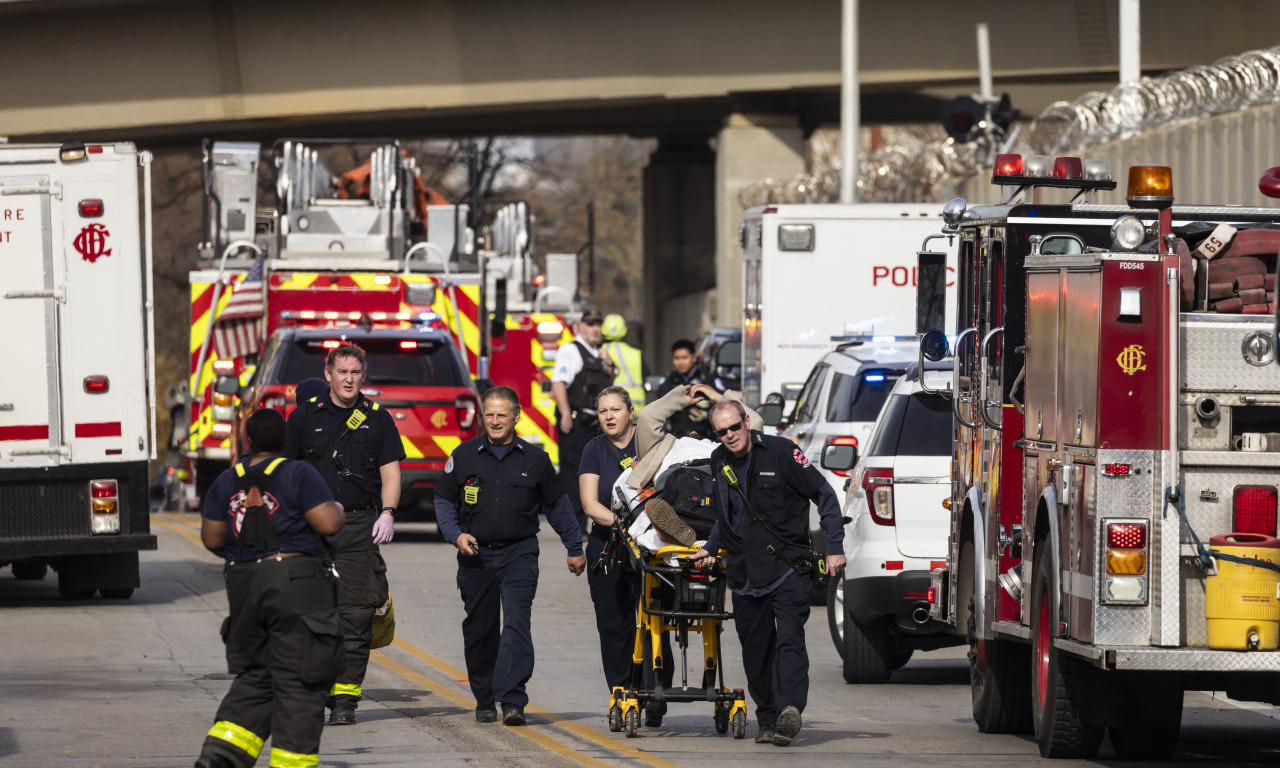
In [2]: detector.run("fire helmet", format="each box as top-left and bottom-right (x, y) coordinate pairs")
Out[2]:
(602, 314), (628, 341)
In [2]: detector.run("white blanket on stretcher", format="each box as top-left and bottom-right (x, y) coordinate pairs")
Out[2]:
(612, 436), (717, 563)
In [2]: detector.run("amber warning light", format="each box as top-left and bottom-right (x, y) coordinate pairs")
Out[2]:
(1126, 165), (1174, 209)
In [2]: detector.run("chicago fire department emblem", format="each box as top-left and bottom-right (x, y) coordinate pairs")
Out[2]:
(793, 447), (811, 468)
(227, 487), (280, 536)
(431, 410), (448, 429)
(73, 223), (112, 263)
(1116, 344), (1147, 376)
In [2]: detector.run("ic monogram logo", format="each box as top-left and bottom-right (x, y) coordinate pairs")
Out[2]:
(74, 223), (111, 263)
(431, 410), (448, 429)
(1116, 344), (1147, 376)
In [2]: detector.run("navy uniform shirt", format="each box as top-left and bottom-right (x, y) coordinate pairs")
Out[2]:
(282, 392), (405, 510)
(434, 436), (583, 556)
(202, 458), (334, 563)
(578, 433), (637, 508)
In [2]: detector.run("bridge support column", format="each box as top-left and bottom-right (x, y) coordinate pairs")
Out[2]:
(714, 113), (804, 328)
(643, 135), (716, 363)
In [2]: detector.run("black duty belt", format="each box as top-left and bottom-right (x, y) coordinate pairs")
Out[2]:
(227, 552), (310, 566)
(476, 536), (533, 550)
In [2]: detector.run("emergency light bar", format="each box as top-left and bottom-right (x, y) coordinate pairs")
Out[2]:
(279, 310), (443, 328)
(991, 153), (1116, 192)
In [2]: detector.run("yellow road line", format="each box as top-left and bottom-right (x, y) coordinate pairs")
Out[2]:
(382, 636), (688, 768)
(151, 514), (205, 549)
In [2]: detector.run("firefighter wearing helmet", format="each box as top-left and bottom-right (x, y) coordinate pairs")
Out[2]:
(601, 314), (647, 409)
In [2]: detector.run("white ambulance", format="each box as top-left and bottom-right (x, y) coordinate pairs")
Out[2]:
(739, 203), (957, 409)
(0, 142), (157, 599)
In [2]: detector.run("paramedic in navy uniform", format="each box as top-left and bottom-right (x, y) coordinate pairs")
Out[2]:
(577, 385), (675, 726)
(195, 408), (344, 768)
(435, 386), (586, 726)
(692, 399), (846, 747)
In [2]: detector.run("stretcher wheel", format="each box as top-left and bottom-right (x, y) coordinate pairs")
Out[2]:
(608, 705), (622, 732)
(714, 703), (729, 734)
(624, 708), (640, 738)
(731, 710), (746, 739)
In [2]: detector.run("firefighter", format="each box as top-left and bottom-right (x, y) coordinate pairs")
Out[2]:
(282, 342), (405, 726)
(600, 314), (647, 408)
(692, 400), (846, 747)
(195, 408), (345, 768)
(434, 386), (585, 726)
(551, 309), (616, 534)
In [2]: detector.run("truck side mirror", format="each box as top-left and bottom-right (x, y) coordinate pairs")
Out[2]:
(758, 402), (783, 427)
(490, 277), (508, 340)
(920, 329), (949, 362)
(916, 250), (948, 335)
(821, 443), (858, 472)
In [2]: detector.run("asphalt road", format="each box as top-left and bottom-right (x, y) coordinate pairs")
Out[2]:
(1, 514), (1277, 768)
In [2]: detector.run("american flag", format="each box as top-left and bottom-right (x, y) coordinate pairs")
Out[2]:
(213, 253), (266, 359)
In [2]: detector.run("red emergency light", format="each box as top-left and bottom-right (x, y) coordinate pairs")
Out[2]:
(1233, 486), (1278, 537)
(994, 153), (1024, 177)
(1106, 521), (1147, 550)
(83, 375), (109, 393)
(79, 199), (104, 217)
(533, 274), (546, 286)
(1104, 463), (1131, 476)
(399, 340), (418, 350)
(1053, 157), (1084, 180)
(212, 360), (235, 374)
(322, 340), (340, 349)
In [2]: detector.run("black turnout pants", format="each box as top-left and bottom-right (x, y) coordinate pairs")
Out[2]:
(200, 556), (342, 768)
(329, 507), (389, 707)
(731, 572), (811, 729)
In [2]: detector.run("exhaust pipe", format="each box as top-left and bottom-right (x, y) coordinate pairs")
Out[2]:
(911, 606), (931, 625)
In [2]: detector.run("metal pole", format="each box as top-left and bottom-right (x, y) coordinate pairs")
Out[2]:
(587, 201), (596, 298)
(1119, 0), (1140, 84)
(976, 23), (993, 102)
(840, 0), (858, 203)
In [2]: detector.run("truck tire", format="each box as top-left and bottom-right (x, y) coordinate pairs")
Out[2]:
(12, 561), (48, 580)
(1107, 674), (1182, 760)
(1031, 552), (1103, 758)
(827, 577), (845, 660)
(962, 542), (1032, 734)
(842, 606), (893, 684)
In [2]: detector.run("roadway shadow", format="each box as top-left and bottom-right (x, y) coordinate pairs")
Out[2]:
(886, 657), (970, 686)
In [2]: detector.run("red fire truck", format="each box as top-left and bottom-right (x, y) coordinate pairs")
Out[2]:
(910, 155), (1280, 758)
(184, 140), (572, 508)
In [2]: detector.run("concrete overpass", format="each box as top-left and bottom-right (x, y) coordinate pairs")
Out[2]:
(5, 0), (1278, 353)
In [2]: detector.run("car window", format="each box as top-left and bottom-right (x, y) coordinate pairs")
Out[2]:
(825, 371), (897, 423)
(866, 392), (952, 457)
(788, 363), (829, 424)
(282, 338), (466, 387)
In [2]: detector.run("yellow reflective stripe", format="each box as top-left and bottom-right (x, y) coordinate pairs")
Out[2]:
(271, 272), (319, 290)
(207, 721), (264, 758)
(330, 683), (362, 697)
(401, 435), (425, 460)
(234, 463), (246, 477)
(269, 748), (319, 768)
(432, 435), (462, 458)
(264, 457), (287, 475)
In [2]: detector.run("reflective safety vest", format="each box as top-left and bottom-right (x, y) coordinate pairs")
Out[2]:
(604, 341), (645, 407)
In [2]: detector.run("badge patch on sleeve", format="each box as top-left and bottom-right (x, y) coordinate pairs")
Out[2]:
(793, 448), (811, 468)
(444, 455), (454, 474)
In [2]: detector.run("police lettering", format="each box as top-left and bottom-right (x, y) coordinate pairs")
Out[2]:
(872, 264), (956, 287)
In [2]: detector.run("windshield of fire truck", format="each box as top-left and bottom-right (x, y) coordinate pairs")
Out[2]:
(283, 338), (467, 387)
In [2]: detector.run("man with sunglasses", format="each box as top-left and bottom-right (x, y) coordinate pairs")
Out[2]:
(551, 309), (616, 533)
(692, 400), (846, 747)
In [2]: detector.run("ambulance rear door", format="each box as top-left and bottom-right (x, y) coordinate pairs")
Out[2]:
(0, 182), (63, 468)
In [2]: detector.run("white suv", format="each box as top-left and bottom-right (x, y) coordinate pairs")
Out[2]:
(820, 360), (961, 683)
(765, 339), (921, 546)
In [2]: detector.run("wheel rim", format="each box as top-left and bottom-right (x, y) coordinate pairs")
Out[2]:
(1036, 584), (1050, 708)
(834, 579), (845, 641)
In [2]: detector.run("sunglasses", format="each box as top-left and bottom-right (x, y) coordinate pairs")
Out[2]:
(714, 420), (745, 438)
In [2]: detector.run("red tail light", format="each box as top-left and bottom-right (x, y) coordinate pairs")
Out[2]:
(79, 199), (104, 217)
(322, 340), (340, 349)
(1234, 486), (1278, 536)
(824, 436), (858, 477)
(90, 480), (118, 499)
(1106, 521), (1147, 549)
(862, 468), (894, 526)
(455, 394), (478, 431)
(399, 340), (418, 350)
